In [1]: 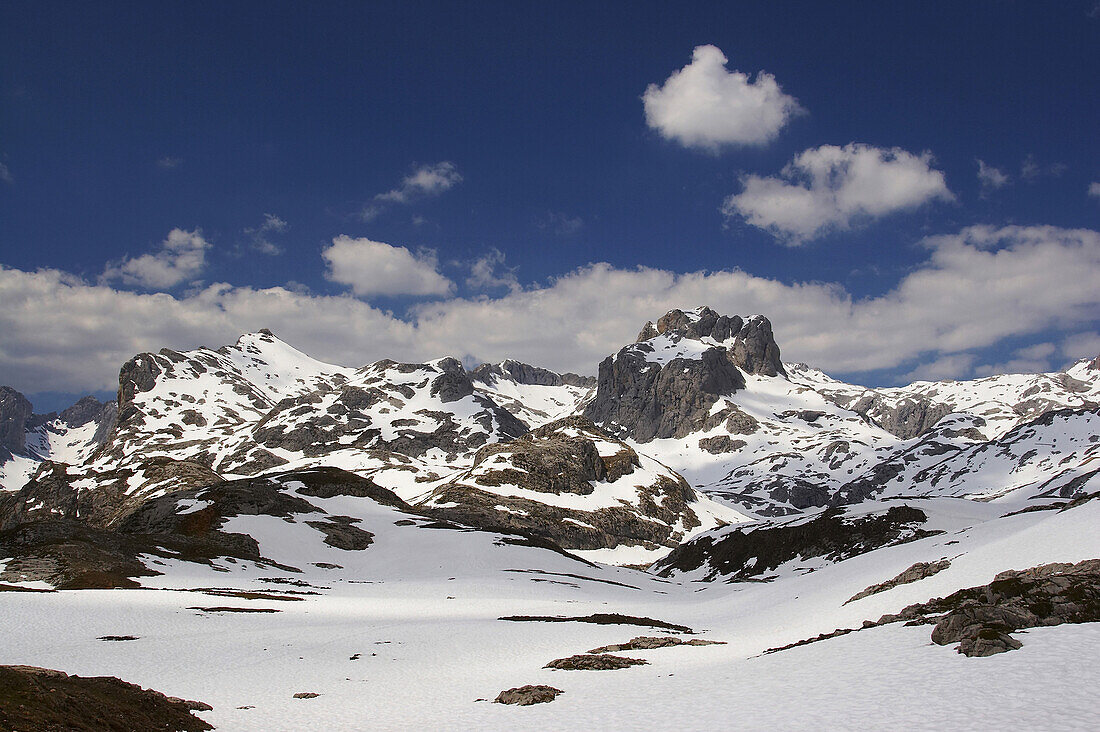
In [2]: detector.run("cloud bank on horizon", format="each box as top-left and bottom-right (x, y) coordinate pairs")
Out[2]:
(1, 224), (1097, 394)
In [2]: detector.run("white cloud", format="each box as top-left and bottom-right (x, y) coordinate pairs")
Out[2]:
(157, 156), (182, 170)
(974, 342), (1058, 378)
(0, 161), (13, 184)
(723, 143), (954, 243)
(244, 214), (288, 255)
(901, 354), (977, 383)
(362, 162), (462, 220)
(1062, 331), (1100, 362)
(322, 236), (454, 298)
(1089, 182), (1100, 199)
(976, 159), (1009, 192)
(643, 45), (803, 150)
(466, 249), (520, 294)
(3, 224), (1098, 394)
(101, 228), (210, 290)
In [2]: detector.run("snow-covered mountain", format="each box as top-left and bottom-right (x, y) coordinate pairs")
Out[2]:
(581, 307), (1100, 515)
(3, 307), (1097, 530)
(2, 306), (1099, 730)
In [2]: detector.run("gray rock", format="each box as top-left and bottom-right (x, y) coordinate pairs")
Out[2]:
(655, 505), (939, 581)
(543, 654), (648, 670)
(848, 394), (952, 440)
(430, 358), (475, 403)
(876, 559), (1100, 657)
(846, 559), (951, 604)
(698, 436), (747, 454)
(0, 387), (33, 458)
(635, 321), (659, 342)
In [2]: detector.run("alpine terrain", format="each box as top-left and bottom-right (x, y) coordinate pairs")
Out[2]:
(2, 307), (1098, 731)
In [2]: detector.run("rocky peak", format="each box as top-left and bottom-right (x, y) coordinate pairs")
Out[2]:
(583, 307), (786, 442)
(0, 386), (34, 458)
(430, 357), (475, 403)
(645, 307), (785, 378)
(58, 396), (110, 428)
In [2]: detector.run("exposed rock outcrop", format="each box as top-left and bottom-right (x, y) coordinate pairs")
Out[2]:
(493, 685), (563, 705)
(875, 559), (1100, 657)
(654, 505), (940, 581)
(0, 665), (213, 732)
(845, 559), (951, 604)
(544, 654), (648, 670)
(587, 636), (724, 653)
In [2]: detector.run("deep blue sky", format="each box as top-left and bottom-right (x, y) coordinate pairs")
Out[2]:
(2, 1), (1099, 409)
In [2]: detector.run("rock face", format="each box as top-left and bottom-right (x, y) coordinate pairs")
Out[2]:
(585, 307), (784, 442)
(0, 386), (33, 458)
(418, 416), (733, 559)
(847, 394), (952, 440)
(0, 665), (213, 732)
(654, 505), (941, 581)
(876, 559), (1100, 657)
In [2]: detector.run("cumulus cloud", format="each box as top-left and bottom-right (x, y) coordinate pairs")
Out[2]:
(723, 143), (954, 243)
(361, 162), (462, 220)
(976, 159), (1009, 193)
(244, 213), (288, 255)
(0, 161), (13, 184)
(643, 45), (803, 150)
(101, 228), (210, 290)
(4, 225), (1097, 395)
(157, 156), (182, 170)
(322, 236), (454, 298)
(1089, 182), (1100, 199)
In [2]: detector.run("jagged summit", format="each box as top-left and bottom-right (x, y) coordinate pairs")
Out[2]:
(584, 307), (787, 442)
(634, 307), (785, 377)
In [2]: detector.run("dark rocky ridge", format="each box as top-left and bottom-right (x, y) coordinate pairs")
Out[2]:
(584, 307), (785, 442)
(654, 505), (941, 581)
(470, 359), (595, 389)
